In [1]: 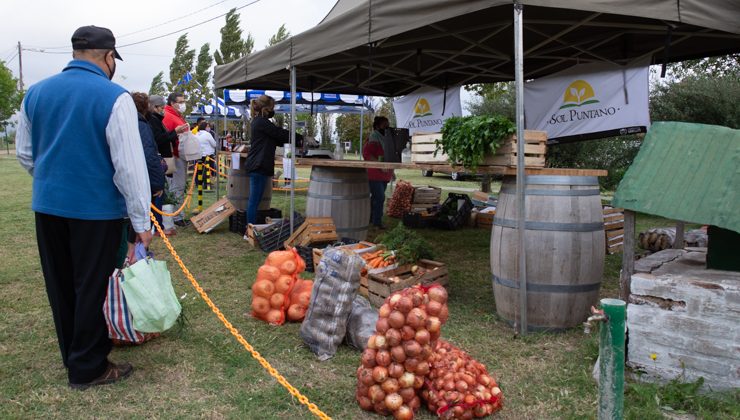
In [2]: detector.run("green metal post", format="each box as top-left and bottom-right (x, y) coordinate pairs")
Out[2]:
(598, 298), (626, 420)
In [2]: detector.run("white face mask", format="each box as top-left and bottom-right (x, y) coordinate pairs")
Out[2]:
(177, 103), (187, 113)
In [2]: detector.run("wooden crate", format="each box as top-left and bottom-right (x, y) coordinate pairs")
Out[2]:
(412, 185), (442, 205)
(190, 197), (236, 233)
(603, 206), (625, 254)
(411, 132), (448, 163)
(476, 210), (496, 229)
(411, 130), (547, 168)
(312, 241), (377, 270)
(479, 130), (547, 168)
(284, 217), (338, 248)
(365, 260), (449, 307)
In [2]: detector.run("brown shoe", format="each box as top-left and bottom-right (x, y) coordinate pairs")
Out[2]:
(69, 361), (133, 390)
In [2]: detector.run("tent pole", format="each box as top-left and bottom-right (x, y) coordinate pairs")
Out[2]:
(290, 66), (297, 234)
(514, 2), (528, 336)
(359, 106), (364, 156)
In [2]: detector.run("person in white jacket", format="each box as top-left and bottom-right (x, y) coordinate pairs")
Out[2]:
(195, 121), (217, 190)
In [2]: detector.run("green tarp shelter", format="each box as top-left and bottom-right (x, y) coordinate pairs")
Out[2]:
(613, 121), (740, 233)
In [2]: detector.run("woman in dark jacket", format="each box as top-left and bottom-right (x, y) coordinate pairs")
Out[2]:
(245, 95), (303, 224)
(146, 95), (180, 159)
(132, 92), (168, 234)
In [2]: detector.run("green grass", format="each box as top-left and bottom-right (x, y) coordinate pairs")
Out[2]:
(1, 155), (736, 419)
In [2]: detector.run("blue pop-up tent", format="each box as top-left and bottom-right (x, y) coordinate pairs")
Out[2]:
(224, 89), (374, 114)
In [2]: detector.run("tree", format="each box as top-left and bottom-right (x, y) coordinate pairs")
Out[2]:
(375, 97), (397, 126)
(666, 53), (739, 80)
(214, 8), (254, 65)
(148, 71), (166, 96)
(267, 24), (290, 48)
(0, 61), (22, 122)
(650, 74), (739, 129)
(335, 113), (373, 153)
(465, 81), (515, 120)
(194, 43), (213, 96)
(319, 113), (333, 146)
(168, 34), (196, 92)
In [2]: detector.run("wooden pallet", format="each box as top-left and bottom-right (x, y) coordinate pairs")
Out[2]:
(364, 260), (449, 307)
(603, 206), (625, 254)
(284, 217), (338, 248)
(411, 130), (547, 168)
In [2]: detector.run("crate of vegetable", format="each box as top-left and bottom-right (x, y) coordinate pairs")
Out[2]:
(365, 260), (449, 307)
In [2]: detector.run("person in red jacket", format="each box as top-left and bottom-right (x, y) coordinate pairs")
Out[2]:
(161, 92), (190, 226)
(362, 116), (393, 229)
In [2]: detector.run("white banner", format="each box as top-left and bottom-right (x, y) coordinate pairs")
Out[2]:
(524, 60), (650, 143)
(393, 86), (462, 135)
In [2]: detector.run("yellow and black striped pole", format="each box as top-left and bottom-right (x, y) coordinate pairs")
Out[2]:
(197, 161), (204, 212)
(204, 156), (212, 190)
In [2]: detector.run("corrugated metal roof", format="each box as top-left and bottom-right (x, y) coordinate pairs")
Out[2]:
(613, 122), (740, 233)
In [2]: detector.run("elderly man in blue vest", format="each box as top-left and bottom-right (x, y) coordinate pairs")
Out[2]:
(16, 26), (152, 389)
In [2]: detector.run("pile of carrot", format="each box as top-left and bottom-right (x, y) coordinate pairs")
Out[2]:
(362, 250), (396, 269)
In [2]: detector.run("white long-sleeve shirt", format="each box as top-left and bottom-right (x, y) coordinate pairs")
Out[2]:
(196, 130), (217, 156)
(16, 93), (152, 232)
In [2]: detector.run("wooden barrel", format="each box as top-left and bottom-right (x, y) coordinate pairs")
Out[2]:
(490, 175), (605, 331)
(306, 166), (370, 241)
(227, 164), (272, 211)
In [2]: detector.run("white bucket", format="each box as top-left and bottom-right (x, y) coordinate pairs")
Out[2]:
(162, 205), (175, 230)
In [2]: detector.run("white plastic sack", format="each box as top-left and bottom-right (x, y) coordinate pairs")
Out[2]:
(178, 131), (202, 161)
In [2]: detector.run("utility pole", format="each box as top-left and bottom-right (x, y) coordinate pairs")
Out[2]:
(17, 41), (24, 92)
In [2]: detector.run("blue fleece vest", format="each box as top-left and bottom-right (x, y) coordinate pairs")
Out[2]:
(24, 60), (128, 220)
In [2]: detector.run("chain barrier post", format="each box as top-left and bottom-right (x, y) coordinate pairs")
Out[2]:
(197, 161), (204, 212)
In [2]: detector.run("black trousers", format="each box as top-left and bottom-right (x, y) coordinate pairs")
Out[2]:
(35, 213), (123, 384)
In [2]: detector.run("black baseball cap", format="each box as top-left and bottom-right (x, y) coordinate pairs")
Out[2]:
(71, 26), (122, 60)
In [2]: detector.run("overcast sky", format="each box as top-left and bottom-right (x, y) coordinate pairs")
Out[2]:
(1, 0), (337, 92)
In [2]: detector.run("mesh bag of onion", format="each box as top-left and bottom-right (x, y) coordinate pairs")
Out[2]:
(423, 340), (503, 419)
(355, 284), (449, 419)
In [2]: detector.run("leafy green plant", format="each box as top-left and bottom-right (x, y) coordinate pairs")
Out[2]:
(377, 224), (434, 265)
(437, 115), (515, 169)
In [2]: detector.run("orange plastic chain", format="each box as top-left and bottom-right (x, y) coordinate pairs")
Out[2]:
(148, 213), (332, 420)
(150, 169), (198, 217)
(202, 164), (229, 178)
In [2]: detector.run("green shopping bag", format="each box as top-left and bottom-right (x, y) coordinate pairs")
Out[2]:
(121, 244), (182, 333)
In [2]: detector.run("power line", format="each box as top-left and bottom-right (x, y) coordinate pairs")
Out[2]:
(118, 0), (262, 48)
(22, 48), (172, 58)
(29, 0), (259, 51)
(117, 0), (233, 39)
(4, 52), (19, 64)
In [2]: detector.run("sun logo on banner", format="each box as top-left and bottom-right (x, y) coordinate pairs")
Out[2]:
(560, 80), (599, 109)
(413, 98), (433, 117)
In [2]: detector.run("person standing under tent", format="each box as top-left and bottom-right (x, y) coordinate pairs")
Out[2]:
(363, 116), (393, 229)
(161, 92), (191, 227)
(195, 120), (217, 191)
(244, 95), (303, 224)
(15, 26), (151, 389)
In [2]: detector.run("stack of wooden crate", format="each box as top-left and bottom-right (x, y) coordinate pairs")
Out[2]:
(603, 207), (625, 254)
(411, 185), (442, 212)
